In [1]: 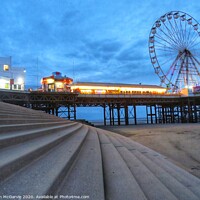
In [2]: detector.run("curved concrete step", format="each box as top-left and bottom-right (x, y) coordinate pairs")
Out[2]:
(102, 130), (200, 200)
(126, 139), (200, 197)
(0, 125), (89, 196)
(0, 123), (83, 181)
(0, 110), (47, 116)
(56, 127), (105, 200)
(0, 121), (71, 133)
(111, 132), (200, 197)
(0, 118), (68, 125)
(97, 130), (147, 200)
(117, 147), (178, 200)
(0, 122), (77, 149)
(0, 113), (63, 119)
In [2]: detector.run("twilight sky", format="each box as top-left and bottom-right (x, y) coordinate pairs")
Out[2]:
(0, 0), (199, 88)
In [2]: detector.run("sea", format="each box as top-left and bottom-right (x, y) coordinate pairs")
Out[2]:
(75, 106), (147, 126)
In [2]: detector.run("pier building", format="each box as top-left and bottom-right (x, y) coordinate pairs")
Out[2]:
(41, 72), (73, 92)
(41, 72), (166, 95)
(70, 82), (166, 95)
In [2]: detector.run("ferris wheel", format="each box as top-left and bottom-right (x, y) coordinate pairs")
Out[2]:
(149, 11), (200, 92)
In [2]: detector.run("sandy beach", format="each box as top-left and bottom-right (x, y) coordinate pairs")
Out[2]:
(101, 123), (200, 178)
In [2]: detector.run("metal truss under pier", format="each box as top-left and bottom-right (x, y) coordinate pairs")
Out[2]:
(0, 90), (200, 125)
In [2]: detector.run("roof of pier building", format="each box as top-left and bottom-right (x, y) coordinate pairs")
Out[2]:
(42, 71), (73, 84)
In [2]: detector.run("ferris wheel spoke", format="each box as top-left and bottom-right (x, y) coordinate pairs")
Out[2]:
(156, 54), (176, 60)
(159, 56), (177, 68)
(158, 51), (176, 59)
(187, 29), (198, 48)
(161, 21), (179, 43)
(187, 34), (200, 49)
(191, 54), (200, 61)
(188, 40), (199, 51)
(158, 19), (182, 45)
(155, 32), (180, 50)
(156, 45), (176, 53)
(181, 20), (188, 49)
(173, 17), (185, 46)
(155, 43), (177, 51)
(179, 19), (188, 47)
(167, 19), (183, 47)
(155, 30), (177, 47)
(179, 18), (186, 44)
(162, 19), (178, 42)
(190, 49), (200, 58)
(156, 48), (177, 56)
(186, 23), (193, 48)
(190, 46), (200, 54)
(160, 22), (182, 47)
(155, 33), (179, 49)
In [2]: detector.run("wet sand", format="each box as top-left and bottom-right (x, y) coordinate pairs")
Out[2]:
(100, 123), (200, 178)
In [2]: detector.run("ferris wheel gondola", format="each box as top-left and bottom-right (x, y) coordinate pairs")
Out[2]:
(149, 11), (200, 92)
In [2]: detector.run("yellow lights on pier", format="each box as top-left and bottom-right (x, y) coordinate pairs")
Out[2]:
(70, 82), (166, 95)
(41, 73), (167, 95)
(46, 78), (54, 84)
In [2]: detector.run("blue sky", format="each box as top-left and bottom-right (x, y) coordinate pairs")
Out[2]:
(0, 0), (199, 88)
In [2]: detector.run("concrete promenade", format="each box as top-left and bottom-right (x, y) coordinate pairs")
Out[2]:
(0, 101), (200, 200)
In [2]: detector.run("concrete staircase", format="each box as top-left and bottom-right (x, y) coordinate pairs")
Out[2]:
(0, 101), (200, 200)
(74, 119), (94, 126)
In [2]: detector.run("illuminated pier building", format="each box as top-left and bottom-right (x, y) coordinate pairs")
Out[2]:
(42, 72), (73, 92)
(41, 72), (166, 95)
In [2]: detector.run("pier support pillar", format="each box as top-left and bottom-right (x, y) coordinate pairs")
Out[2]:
(117, 104), (121, 125)
(146, 105), (157, 124)
(125, 105), (129, 125)
(134, 105), (137, 125)
(103, 104), (106, 126)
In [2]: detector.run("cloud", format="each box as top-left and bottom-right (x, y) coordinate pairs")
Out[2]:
(82, 38), (123, 63)
(60, 10), (80, 26)
(0, 0), (200, 88)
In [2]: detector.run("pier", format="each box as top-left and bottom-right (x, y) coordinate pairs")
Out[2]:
(0, 89), (200, 125)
